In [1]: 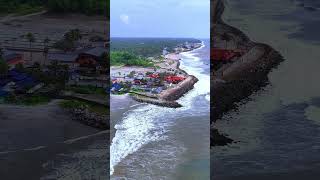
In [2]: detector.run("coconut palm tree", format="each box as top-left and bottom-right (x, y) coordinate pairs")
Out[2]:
(25, 33), (35, 63)
(43, 37), (51, 66)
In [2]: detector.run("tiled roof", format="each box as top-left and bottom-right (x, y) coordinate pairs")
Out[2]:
(82, 47), (108, 57)
(48, 53), (78, 62)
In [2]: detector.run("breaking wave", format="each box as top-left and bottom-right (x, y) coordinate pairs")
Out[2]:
(110, 41), (210, 175)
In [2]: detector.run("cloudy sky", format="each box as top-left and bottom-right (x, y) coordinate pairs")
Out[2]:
(111, 0), (210, 38)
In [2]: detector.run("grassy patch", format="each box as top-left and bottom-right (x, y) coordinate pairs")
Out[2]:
(59, 100), (88, 109)
(4, 94), (50, 106)
(66, 85), (106, 95)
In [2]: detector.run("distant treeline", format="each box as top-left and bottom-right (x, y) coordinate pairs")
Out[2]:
(111, 38), (202, 57)
(0, 0), (109, 16)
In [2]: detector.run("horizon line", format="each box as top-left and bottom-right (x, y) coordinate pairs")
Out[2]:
(110, 36), (209, 39)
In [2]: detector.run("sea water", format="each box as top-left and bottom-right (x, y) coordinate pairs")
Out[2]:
(213, 0), (320, 178)
(110, 39), (210, 179)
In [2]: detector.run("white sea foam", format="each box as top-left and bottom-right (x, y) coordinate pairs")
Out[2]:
(110, 42), (210, 175)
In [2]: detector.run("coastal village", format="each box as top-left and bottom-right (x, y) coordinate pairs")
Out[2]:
(0, 14), (109, 129)
(211, 0), (283, 146)
(110, 41), (202, 107)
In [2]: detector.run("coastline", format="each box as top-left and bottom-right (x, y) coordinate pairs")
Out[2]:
(111, 42), (204, 108)
(110, 40), (210, 178)
(211, 0), (284, 146)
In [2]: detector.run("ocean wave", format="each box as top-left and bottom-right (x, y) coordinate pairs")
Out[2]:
(110, 41), (210, 176)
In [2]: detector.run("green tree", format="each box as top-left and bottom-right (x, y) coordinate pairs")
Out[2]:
(48, 60), (59, 76)
(43, 37), (50, 65)
(15, 63), (24, 72)
(25, 32), (35, 62)
(0, 58), (8, 78)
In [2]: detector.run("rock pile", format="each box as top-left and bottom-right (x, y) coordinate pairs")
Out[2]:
(70, 107), (109, 130)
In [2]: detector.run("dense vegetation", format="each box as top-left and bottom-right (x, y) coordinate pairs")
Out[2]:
(111, 51), (154, 67)
(4, 94), (50, 105)
(53, 29), (82, 51)
(47, 0), (109, 16)
(111, 38), (202, 57)
(0, 0), (109, 16)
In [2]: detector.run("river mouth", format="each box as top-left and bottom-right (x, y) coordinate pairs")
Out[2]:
(110, 40), (210, 179)
(213, 0), (320, 179)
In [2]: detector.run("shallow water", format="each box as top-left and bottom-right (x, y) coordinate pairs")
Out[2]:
(213, 0), (320, 179)
(110, 40), (210, 179)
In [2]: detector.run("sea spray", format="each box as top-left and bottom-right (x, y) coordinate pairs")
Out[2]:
(110, 41), (210, 175)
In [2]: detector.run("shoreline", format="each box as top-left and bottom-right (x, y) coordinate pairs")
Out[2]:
(111, 42), (203, 108)
(110, 41), (209, 178)
(211, 0), (284, 146)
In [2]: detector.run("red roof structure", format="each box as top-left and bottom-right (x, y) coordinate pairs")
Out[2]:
(148, 74), (159, 78)
(165, 76), (186, 84)
(211, 48), (244, 61)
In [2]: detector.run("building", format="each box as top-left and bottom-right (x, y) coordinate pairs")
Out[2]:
(162, 48), (169, 56)
(77, 47), (108, 66)
(48, 46), (108, 68)
(48, 53), (79, 69)
(211, 48), (244, 61)
(2, 50), (24, 68)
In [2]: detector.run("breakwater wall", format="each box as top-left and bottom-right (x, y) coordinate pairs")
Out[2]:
(129, 75), (198, 108)
(69, 107), (109, 130)
(159, 75), (199, 101)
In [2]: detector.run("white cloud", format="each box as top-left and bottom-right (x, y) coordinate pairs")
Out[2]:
(120, 14), (129, 24)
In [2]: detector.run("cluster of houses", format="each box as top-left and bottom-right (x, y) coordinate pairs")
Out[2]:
(111, 71), (186, 95)
(174, 42), (202, 53)
(0, 39), (108, 98)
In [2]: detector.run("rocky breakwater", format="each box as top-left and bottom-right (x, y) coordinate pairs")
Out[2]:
(131, 75), (199, 108)
(159, 75), (199, 101)
(211, 0), (284, 146)
(70, 107), (109, 130)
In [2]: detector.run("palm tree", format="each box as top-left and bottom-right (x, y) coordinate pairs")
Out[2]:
(25, 33), (35, 63)
(43, 37), (50, 66)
